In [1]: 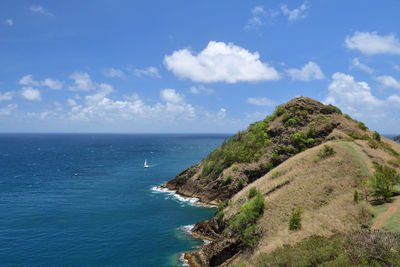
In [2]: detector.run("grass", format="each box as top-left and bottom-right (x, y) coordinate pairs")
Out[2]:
(339, 142), (369, 176)
(383, 208), (400, 232)
(370, 202), (388, 226)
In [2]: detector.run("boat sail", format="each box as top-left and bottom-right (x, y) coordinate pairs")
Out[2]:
(144, 159), (149, 168)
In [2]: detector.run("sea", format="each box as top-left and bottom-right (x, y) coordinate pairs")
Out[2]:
(0, 133), (230, 267)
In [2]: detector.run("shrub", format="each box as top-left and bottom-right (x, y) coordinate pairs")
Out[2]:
(248, 187), (258, 199)
(237, 179), (244, 190)
(230, 189), (265, 247)
(217, 202), (226, 224)
(223, 175), (232, 186)
(289, 207), (304, 230)
(367, 139), (379, 149)
(312, 156), (320, 163)
(344, 114), (352, 120)
(232, 165), (238, 172)
(319, 145), (336, 159)
(271, 171), (280, 179)
(323, 104), (342, 114)
(353, 189), (359, 203)
(370, 164), (400, 202)
(358, 121), (368, 131)
(285, 118), (297, 127)
(373, 131), (381, 142)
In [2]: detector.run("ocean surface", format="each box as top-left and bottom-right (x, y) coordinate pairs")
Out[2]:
(0, 134), (230, 266)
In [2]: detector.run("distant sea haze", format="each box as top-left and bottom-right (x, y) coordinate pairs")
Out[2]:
(0, 134), (229, 266)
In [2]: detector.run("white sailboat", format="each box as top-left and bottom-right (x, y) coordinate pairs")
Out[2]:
(144, 159), (149, 168)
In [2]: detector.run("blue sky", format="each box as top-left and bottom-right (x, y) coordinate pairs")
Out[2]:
(1, 0), (400, 133)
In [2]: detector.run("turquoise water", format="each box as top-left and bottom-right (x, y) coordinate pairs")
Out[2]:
(0, 134), (229, 266)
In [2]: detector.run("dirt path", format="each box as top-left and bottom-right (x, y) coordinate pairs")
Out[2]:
(371, 197), (400, 230)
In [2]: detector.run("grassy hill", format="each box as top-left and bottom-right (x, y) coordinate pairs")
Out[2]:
(164, 97), (400, 266)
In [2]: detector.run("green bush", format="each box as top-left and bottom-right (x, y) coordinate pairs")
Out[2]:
(323, 104), (343, 114)
(238, 179), (244, 190)
(318, 145), (336, 159)
(222, 175), (232, 186)
(353, 189), (359, 203)
(370, 164), (400, 202)
(373, 131), (381, 142)
(312, 156), (320, 163)
(217, 202), (226, 224)
(289, 207), (304, 230)
(358, 121), (368, 131)
(230, 189), (265, 247)
(344, 114), (352, 120)
(232, 165), (238, 172)
(271, 171), (280, 179)
(248, 187), (258, 199)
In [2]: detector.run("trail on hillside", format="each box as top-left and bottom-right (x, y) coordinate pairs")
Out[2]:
(371, 197), (400, 230)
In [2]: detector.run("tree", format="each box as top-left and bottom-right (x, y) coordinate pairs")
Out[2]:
(370, 165), (400, 202)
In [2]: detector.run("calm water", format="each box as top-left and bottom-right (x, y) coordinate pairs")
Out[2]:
(0, 134), (229, 266)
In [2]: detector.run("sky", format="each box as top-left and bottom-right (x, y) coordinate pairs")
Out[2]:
(0, 0), (400, 133)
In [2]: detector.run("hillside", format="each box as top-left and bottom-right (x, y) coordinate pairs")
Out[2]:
(164, 97), (400, 266)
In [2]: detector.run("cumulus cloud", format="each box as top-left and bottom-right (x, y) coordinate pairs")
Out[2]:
(0, 91), (15, 101)
(281, 2), (308, 22)
(246, 97), (275, 106)
(21, 87), (41, 101)
(133, 66), (161, 78)
(349, 58), (374, 74)
(69, 72), (95, 91)
(387, 94), (400, 105)
(164, 41), (280, 83)
(19, 74), (63, 90)
(189, 85), (214, 95)
(345, 32), (400, 55)
(30, 5), (54, 17)
(103, 68), (125, 78)
(160, 89), (185, 104)
(0, 104), (18, 116)
(325, 73), (383, 115)
(374, 75), (400, 89)
(4, 19), (13, 26)
(286, 61), (324, 81)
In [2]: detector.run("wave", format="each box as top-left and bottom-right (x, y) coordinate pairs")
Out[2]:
(151, 186), (200, 206)
(179, 253), (189, 267)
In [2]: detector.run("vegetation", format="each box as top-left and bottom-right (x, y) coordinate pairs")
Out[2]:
(222, 175), (232, 186)
(237, 179), (244, 190)
(289, 206), (304, 231)
(232, 165), (238, 172)
(354, 189), (360, 203)
(318, 144), (336, 159)
(271, 171), (280, 179)
(248, 187), (258, 199)
(255, 231), (400, 267)
(217, 202), (226, 224)
(229, 189), (265, 247)
(373, 131), (381, 142)
(358, 121), (368, 131)
(370, 164), (400, 202)
(312, 156), (320, 163)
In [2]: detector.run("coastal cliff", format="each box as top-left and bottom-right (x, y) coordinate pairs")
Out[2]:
(165, 97), (400, 266)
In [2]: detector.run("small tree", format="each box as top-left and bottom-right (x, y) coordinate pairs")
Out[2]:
(370, 165), (400, 202)
(373, 131), (381, 142)
(289, 207), (304, 230)
(353, 189), (360, 203)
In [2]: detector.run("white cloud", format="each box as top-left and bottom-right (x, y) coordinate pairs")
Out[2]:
(394, 64), (400, 72)
(42, 78), (63, 90)
(19, 74), (63, 90)
(160, 89), (185, 104)
(133, 66), (161, 78)
(246, 97), (275, 106)
(0, 91), (14, 101)
(67, 98), (77, 106)
(281, 2), (308, 22)
(21, 87), (41, 101)
(69, 72), (95, 91)
(4, 19), (13, 26)
(30, 5), (54, 17)
(164, 41), (280, 83)
(85, 83), (113, 104)
(217, 108), (226, 120)
(325, 73), (382, 115)
(349, 58), (374, 74)
(245, 5), (266, 29)
(345, 32), (400, 55)
(286, 61), (324, 81)
(387, 94), (400, 104)
(189, 85), (214, 95)
(103, 68), (125, 78)
(0, 104), (18, 116)
(374, 75), (400, 89)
